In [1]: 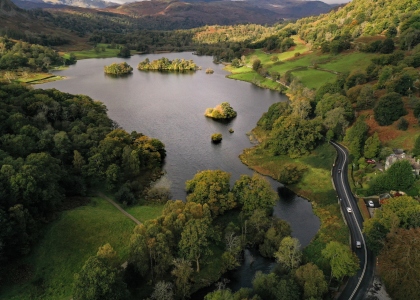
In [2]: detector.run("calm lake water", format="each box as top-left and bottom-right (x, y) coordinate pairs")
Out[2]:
(38, 53), (320, 291)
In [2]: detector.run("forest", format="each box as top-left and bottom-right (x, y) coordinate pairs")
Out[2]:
(0, 83), (165, 265)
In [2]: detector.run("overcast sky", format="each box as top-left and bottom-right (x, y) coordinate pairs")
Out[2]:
(320, 0), (351, 4)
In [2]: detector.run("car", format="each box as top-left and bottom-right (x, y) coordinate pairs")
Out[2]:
(366, 159), (376, 164)
(346, 207), (352, 213)
(368, 200), (374, 207)
(356, 241), (362, 248)
(338, 169), (341, 174)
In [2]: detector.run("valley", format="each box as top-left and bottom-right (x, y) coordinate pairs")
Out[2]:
(1, 0), (420, 299)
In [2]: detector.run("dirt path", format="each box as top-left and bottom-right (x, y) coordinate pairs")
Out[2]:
(97, 192), (141, 225)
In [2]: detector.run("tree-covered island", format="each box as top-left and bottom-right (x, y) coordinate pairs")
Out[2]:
(137, 57), (198, 71)
(104, 62), (133, 75)
(205, 102), (237, 119)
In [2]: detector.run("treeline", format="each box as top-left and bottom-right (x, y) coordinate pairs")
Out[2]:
(73, 170), (356, 300)
(137, 57), (197, 71)
(288, 0), (420, 49)
(0, 83), (165, 265)
(0, 37), (64, 71)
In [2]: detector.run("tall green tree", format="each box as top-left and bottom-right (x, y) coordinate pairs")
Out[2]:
(363, 132), (381, 158)
(171, 258), (194, 299)
(73, 244), (129, 300)
(321, 241), (359, 282)
(185, 170), (236, 217)
(374, 92), (406, 126)
(274, 236), (302, 271)
(233, 174), (278, 216)
(294, 263), (328, 300)
(179, 218), (212, 272)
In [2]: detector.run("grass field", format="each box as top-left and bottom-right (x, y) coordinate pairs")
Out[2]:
(291, 68), (336, 89)
(1, 197), (164, 300)
(69, 44), (136, 60)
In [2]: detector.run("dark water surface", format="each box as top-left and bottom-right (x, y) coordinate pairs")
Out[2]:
(38, 53), (319, 291)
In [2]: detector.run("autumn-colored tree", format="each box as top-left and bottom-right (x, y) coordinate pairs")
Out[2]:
(185, 170), (236, 217)
(378, 228), (420, 300)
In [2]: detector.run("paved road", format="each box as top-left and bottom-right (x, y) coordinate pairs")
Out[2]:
(330, 141), (375, 300)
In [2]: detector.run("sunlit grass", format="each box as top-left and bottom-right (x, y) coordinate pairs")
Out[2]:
(291, 68), (336, 89)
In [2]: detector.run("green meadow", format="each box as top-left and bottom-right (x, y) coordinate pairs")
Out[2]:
(1, 197), (164, 300)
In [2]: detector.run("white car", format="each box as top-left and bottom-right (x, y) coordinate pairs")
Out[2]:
(356, 241), (362, 248)
(368, 200), (374, 207)
(346, 207), (352, 213)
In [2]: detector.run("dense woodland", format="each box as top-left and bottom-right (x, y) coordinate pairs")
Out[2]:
(0, 83), (165, 265)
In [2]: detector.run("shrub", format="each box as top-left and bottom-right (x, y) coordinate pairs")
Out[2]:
(397, 117), (409, 131)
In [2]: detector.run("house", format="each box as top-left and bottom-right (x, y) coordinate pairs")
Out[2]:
(385, 150), (420, 176)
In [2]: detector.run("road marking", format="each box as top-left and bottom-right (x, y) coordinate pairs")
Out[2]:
(331, 141), (368, 300)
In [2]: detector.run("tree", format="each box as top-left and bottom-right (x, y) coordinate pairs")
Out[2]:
(185, 170), (236, 217)
(356, 84), (375, 110)
(274, 236), (302, 271)
(171, 258), (193, 299)
(179, 218), (212, 272)
(378, 228), (420, 300)
(380, 38), (395, 54)
(363, 132), (381, 159)
(252, 59), (261, 71)
(259, 218), (291, 258)
(321, 241), (359, 282)
(374, 92), (405, 126)
(294, 263), (328, 300)
(386, 160), (415, 191)
(73, 244), (128, 300)
(150, 281), (174, 300)
(232, 174), (278, 216)
(252, 272), (300, 300)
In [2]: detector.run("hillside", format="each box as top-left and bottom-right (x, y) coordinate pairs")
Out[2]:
(0, 0), (86, 46)
(11, 0), (117, 9)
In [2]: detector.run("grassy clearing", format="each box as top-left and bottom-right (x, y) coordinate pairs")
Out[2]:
(320, 52), (379, 73)
(227, 72), (282, 90)
(125, 204), (164, 222)
(291, 68), (336, 89)
(1, 197), (163, 300)
(69, 44), (136, 60)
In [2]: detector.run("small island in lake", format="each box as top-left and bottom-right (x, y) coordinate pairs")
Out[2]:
(211, 133), (222, 143)
(137, 57), (198, 71)
(205, 102), (237, 119)
(104, 62), (133, 75)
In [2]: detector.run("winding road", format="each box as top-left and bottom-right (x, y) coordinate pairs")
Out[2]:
(330, 141), (375, 300)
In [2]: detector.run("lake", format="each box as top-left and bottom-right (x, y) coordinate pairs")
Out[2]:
(38, 52), (320, 291)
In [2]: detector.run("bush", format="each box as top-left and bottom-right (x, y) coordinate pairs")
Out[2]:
(115, 184), (136, 205)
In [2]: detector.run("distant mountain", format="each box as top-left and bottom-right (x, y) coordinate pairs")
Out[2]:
(11, 0), (117, 9)
(100, 0), (332, 28)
